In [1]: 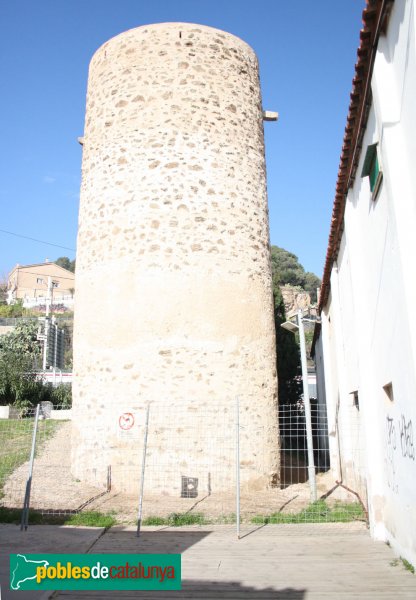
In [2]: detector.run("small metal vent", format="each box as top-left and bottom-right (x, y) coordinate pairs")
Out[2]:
(181, 476), (198, 498)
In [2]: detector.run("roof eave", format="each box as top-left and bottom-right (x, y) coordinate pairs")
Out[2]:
(318, 0), (394, 313)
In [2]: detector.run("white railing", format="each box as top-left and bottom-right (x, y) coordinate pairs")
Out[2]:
(36, 371), (73, 385)
(21, 295), (74, 309)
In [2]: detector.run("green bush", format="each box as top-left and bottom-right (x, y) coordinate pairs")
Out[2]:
(0, 301), (38, 318)
(50, 383), (72, 408)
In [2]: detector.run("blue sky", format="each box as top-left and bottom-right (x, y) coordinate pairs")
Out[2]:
(0, 0), (364, 280)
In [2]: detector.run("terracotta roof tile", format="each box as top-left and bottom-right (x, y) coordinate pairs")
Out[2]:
(318, 0), (394, 312)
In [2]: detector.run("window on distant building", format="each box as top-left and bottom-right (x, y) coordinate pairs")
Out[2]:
(37, 278), (44, 284)
(361, 142), (383, 199)
(52, 281), (59, 288)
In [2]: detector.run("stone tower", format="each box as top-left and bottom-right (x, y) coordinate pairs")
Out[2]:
(72, 23), (279, 496)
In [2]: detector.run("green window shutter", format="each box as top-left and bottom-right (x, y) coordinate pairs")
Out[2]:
(369, 153), (379, 192)
(361, 143), (382, 197)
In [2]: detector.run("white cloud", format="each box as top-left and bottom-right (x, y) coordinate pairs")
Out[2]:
(43, 175), (56, 184)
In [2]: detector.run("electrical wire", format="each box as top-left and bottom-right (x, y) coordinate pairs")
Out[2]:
(0, 228), (75, 252)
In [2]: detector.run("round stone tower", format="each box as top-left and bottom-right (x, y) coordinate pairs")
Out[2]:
(72, 23), (279, 497)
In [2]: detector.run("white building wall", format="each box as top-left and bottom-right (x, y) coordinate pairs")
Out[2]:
(320, 0), (416, 565)
(319, 248), (367, 503)
(312, 329), (329, 466)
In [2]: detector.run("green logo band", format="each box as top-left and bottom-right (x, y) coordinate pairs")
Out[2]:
(10, 553), (181, 590)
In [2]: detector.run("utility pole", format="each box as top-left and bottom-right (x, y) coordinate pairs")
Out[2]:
(41, 277), (52, 371)
(38, 276), (63, 372)
(281, 310), (318, 503)
(297, 310), (317, 502)
(45, 276), (52, 318)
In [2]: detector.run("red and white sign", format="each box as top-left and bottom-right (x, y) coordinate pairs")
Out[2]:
(119, 412), (134, 430)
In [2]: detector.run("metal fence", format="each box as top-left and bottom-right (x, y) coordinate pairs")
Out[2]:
(0, 317), (39, 326)
(243, 402), (367, 528)
(0, 399), (367, 534)
(0, 403), (70, 528)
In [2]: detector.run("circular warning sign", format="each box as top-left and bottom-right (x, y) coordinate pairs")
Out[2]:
(119, 412), (134, 430)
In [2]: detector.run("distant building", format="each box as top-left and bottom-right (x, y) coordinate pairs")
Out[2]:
(7, 261), (75, 310)
(314, 0), (416, 566)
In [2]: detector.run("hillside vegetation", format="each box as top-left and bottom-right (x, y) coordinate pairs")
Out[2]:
(270, 246), (321, 405)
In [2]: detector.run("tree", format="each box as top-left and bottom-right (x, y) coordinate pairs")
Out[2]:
(272, 272), (302, 406)
(0, 320), (43, 407)
(304, 272), (321, 303)
(0, 320), (73, 408)
(0, 279), (7, 305)
(55, 257), (75, 273)
(271, 246), (306, 288)
(271, 246), (321, 303)
(0, 320), (41, 356)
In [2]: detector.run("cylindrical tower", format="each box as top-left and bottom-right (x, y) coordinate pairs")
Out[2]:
(72, 23), (279, 496)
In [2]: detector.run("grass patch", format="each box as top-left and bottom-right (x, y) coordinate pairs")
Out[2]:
(251, 500), (365, 524)
(0, 418), (62, 498)
(401, 558), (415, 574)
(64, 511), (116, 528)
(0, 507), (115, 527)
(215, 513), (236, 524)
(143, 512), (208, 526)
(142, 515), (168, 526)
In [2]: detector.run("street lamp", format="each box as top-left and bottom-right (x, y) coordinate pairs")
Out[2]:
(281, 309), (317, 502)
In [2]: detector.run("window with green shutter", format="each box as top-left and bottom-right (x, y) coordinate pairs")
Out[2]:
(362, 143), (383, 198)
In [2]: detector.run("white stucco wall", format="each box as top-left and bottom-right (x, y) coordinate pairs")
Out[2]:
(312, 329), (330, 467)
(319, 0), (416, 565)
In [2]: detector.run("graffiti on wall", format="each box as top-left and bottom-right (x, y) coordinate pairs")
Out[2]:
(399, 414), (415, 460)
(386, 415), (398, 493)
(385, 413), (415, 494)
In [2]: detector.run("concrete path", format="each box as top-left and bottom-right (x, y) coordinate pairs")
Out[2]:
(1, 523), (416, 599)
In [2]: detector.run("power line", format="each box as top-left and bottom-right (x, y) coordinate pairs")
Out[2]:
(0, 229), (75, 252)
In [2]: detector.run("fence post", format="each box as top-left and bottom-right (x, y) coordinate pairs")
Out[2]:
(236, 396), (240, 539)
(21, 404), (40, 531)
(137, 404), (150, 537)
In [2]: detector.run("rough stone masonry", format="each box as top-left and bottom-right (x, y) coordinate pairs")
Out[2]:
(72, 23), (279, 496)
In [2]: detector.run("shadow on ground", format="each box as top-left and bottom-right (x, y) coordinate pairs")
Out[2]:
(1, 524), (306, 600)
(55, 583), (305, 599)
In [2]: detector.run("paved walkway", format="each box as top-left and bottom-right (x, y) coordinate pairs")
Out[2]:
(0, 524), (105, 600)
(1, 523), (416, 599)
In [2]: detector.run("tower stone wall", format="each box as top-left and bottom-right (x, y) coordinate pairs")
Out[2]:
(72, 23), (279, 495)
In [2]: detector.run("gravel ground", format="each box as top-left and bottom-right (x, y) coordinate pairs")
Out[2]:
(2, 421), (104, 513)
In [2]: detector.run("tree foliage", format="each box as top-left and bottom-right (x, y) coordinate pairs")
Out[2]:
(49, 383), (72, 408)
(0, 280), (7, 305)
(55, 256), (75, 273)
(272, 272), (302, 406)
(304, 272), (322, 302)
(271, 246), (321, 302)
(0, 321), (42, 407)
(0, 320), (41, 356)
(271, 246), (306, 288)
(0, 320), (72, 408)
(0, 300), (33, 318)
(271, 245), (322, 405)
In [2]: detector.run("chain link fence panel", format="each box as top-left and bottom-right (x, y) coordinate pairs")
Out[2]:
(1, 398), (367, 533)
